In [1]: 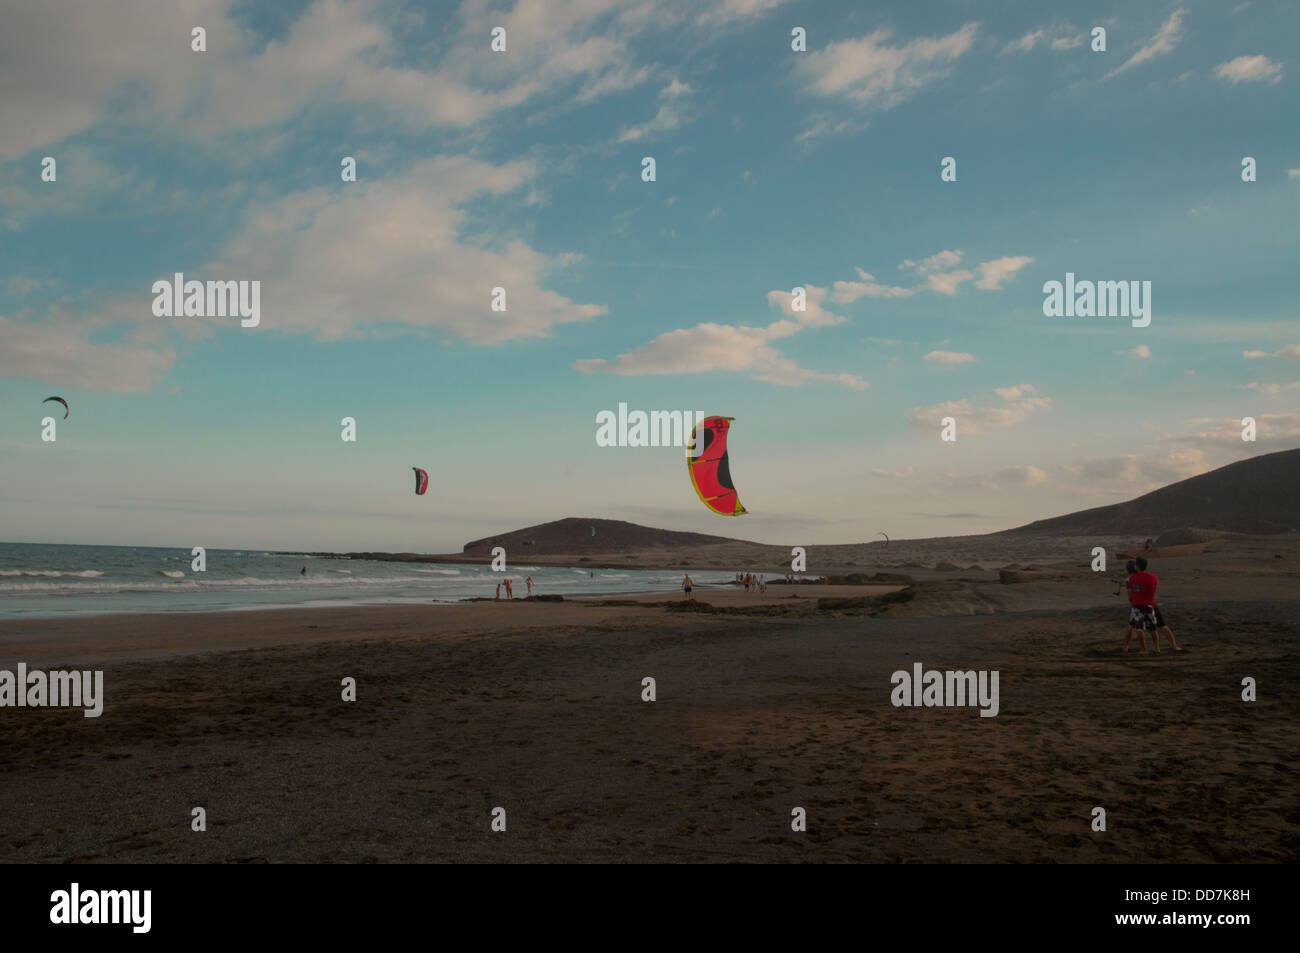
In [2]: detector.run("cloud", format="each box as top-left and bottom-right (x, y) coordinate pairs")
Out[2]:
(896, 251), (1030, 295)
(0, 0), (688, 158)
(830, 268), (913, 302)
(795, 113), (869, 145)
(1001, 30), (1045, 55)
(1214, 55), (1283, 84)
(927, 270), (974, 295)
(1244, 343), (1300, 361)
(696, 0), (789, 26)
(799, 22), (979, 109)
(909, 383), (1051, 433)
(993, 465), (1051, 487)
(1001, 26), (1085, 55)
(573, 284), (867, 389)
(1176, 415), (1300, 450)
(618, 103), (683, 142)
(902, 250), (964, 274)
(924, 350), (977, 364)
(974, 255), (1034, 290)
(1289, 168), (1300, 180)
(1068, 447), (1210, 490)
(1119, 344), (1152, 358)
(660, 77), (691, 98)
(1245, 381), (1300, 397)
(1107, 8), (1186, 78)
(0, 314), (175, 392)
(202, 155), (605, 343)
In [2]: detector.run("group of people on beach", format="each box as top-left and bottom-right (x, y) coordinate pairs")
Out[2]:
(494, 575), (533, 600)
(1118, 556), (1182, 654)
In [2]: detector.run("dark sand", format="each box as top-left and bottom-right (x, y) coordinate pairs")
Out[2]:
(1, 537), (1297, 863)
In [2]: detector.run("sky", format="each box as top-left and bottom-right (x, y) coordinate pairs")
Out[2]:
(1, 0), (1298, 552)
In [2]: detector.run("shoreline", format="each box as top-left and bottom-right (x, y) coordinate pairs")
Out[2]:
(2, 589), (1295, 862)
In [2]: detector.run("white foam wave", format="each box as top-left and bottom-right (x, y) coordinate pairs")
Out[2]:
(0, 569), (105, 578)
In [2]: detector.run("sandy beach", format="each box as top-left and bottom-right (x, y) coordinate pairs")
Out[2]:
(1, 534), (1296, 863)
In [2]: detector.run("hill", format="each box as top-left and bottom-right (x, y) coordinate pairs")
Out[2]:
(460, 517), (757, 556)
(1002, 448), (1300, 536)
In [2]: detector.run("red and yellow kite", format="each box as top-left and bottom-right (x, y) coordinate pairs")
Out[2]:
(687, 415), (747, 516)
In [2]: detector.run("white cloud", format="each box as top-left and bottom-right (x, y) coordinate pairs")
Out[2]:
(795, 113), (869, 144)
(1177, 414), (1300, 450)
(799, 23), (979, 109)
(1001, 30), (1044, 55)
(618, 103), (683, 142)
(203, 155), (604, 343)
(927, 270), (975, 295)
(1120, 344), (1152, 358)
(0, 0), (685, 158)
(1245, 343), (1300, 361)
(1245, 381), (1300, 397)
(924, 350), (977, 364)
(573, 284), (867, 389)
(1107, 8), (1186, 78)
(903, 250), (964, 274)
(0, 314), (175, 392)
(909, 384), (1051, 433)
(974, 255), (1034, 290)
(1214, 55), (1283, 84)
(659, 77), (692, 98)
(830, 272), (913, 302)
(1001, 27), (1084, 55)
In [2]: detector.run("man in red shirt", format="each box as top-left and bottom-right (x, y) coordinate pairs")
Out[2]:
(1135, 556), (1182, 652)
(1123, 558), (1157, 654)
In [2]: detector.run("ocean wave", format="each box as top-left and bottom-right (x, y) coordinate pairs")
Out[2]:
(158, 570), (186, 579)
(330, 569), (353, 574)
(412, 568), (460, 575)
(0, 569), (105, 578)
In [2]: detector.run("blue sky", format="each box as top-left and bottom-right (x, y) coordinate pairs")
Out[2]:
(1, 0), (1297, 551)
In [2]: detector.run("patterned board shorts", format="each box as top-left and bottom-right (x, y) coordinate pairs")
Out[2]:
(1129, 605), (1157, 630)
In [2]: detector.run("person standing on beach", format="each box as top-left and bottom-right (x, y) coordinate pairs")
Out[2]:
(504, 578), (513, 599)
(525, 575), (533, 597)
(1125, 557), (1160, 654)
(1136, 557), (1181, 652)
(683, 574), (693, 601)
(759, 575), (766, 598)
(496, 581), (501, 600)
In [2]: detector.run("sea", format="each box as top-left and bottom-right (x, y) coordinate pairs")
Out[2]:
(0, 542), (731, 619)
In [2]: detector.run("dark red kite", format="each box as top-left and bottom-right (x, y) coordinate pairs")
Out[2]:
(687, 416), (747, 516)
(412, 467), (429, 496)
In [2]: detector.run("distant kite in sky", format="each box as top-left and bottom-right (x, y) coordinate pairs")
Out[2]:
(687, 415), (747, 516)
(43, 396), (69, 419)
(412, 467), (429, 496)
